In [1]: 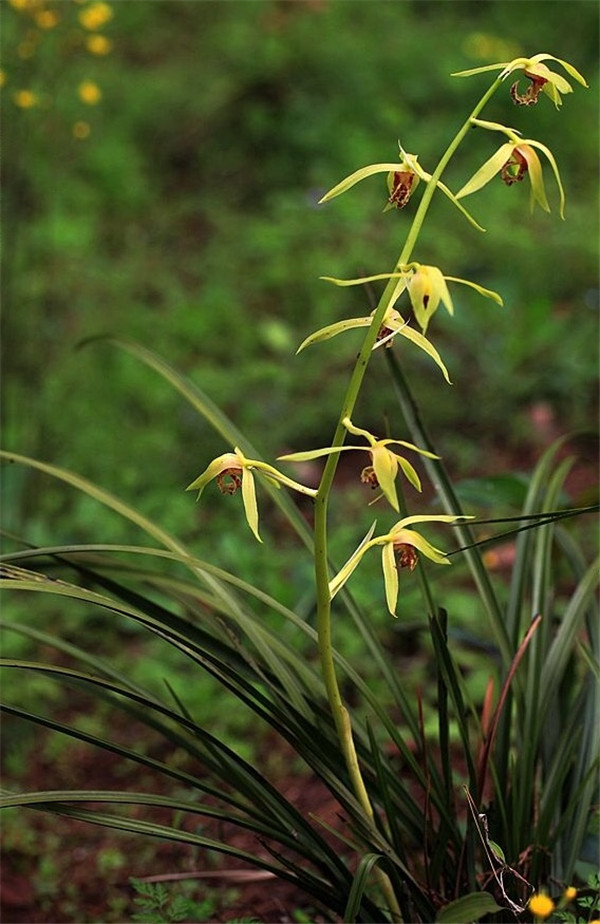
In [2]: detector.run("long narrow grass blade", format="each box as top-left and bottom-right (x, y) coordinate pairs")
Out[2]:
(0, 704), (263, 819)
(343, 852), (387, 923)
(428, 615), (477, 792)
(477, 615), (542, 798)
(504, 437), (569, 644)
(2, 796), (354, 914)
(540, 558), (599, 722)
(1, 541), (433, 798)
(1, 659), (353, 873)
(366, 722), (405, 862)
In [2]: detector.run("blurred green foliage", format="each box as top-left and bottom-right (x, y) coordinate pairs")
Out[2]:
(2, 0), (598, 568)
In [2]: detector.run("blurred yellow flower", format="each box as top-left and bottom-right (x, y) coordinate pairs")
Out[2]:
(86, 34), (112, 55)
(462, 33), (520, 64)
(78, 2), (113, 31)
(35, 9), (60, 28)
(13, 89), (37, 108)
(73, 120), (91, 140)
(563, 887), (577, 902)
(78, 80), (101, 104)
(528, 892), (555, 919)
(279, 416), (438, 510)
(0, 71), (6, 88)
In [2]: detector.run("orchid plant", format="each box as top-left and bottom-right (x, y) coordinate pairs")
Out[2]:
(1, 48), (595, 924)
(184, 50), (591, 921)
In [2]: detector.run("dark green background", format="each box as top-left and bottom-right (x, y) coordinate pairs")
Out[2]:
(2, 0), (598, 563)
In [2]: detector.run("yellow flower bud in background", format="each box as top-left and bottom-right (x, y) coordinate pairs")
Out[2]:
(78, 2), (113, 31)
(73, 121), (91, 140)
(35, 9), (60, 29)
(564, 886), (577, 902)
(78, 80), (101, 105)
(13, 89), (37, 108)
(86, 34), (112, 55)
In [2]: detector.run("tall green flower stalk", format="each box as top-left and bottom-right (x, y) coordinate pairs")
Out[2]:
(182, 51), (588, 918)
(308, 76), (504, 920)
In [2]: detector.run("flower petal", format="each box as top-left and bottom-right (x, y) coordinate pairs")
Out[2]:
(451, 62), (511, 78)
(526, 61), (572, 95)
(278, 446), (361, 462)
(394, 454), (422, 493)
(186, 452), (241, 496)
(443, 276), (503, 306)
(529, 54), (588, 87)
(435, 179), (488, 232)
(392, 528), (451, 565)
(542, 80), (563, 109)
(241, 468), (261, 543)
(382, 541), (399, 617)
(378, 438), (439, 460)
(372, 446), (400, 511)
(516, 144), (550, 214)
(393, 513), (471, 529)
(407, 267), (440, 331)
(320, 272), (409, 287)
(319, 163), (412, 203)
(398, 147), (431, 182)
(432, 268), (454, 319)
(254, 463), (318, 496)
(470, 117), (522, 137)
(390, 325), (452, 384)
(456, 143), (515, 199)
(524, 139), (566, 218)
(329, 523), (378, 598)
(296, 317), (371, 353)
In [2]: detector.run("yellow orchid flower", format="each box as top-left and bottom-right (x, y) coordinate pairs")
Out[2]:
(318, 147), (425, 208)
(319, 143), (486, 231)
(329, 514), (471, 616)
(320, 265), (503, 335)
(296, 300), (452, 382)
(405, 264), (502, 333)
(279, 416), (438, 511)
(457, 127), (565, 217)
(186, 447), (316, 543)
(452, 53), (588, 109)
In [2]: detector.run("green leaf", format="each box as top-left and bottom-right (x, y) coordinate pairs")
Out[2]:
(452, 473), (530, 508)
(343, 852), (386, 923)
(436, 891), (503, 923)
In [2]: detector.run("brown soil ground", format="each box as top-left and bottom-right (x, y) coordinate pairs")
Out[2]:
(1, 721), (346, 923)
